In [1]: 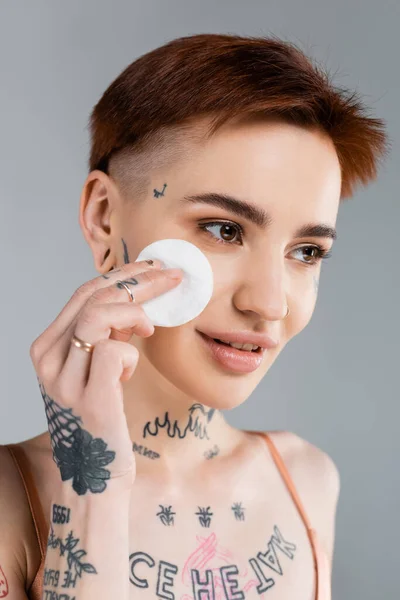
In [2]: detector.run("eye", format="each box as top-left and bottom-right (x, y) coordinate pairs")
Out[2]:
(198, 220), (333, 266)
(198, 220), (244, 245)
(292, 245), (333, 266)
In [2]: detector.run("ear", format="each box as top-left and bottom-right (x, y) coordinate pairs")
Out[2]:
(78, 170), (122, 274)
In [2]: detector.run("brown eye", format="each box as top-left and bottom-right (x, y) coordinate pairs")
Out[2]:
(220, 223), (238, 242)
(292, 245), (333, 266)
(198, 221), (244, 245)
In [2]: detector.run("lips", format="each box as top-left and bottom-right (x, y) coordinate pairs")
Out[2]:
(197, 329), (278, 351)
(210, 336), (261, 352)
(196, 330), (266, 373)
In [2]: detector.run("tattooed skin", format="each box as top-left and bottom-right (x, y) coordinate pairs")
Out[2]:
(143, 404), (216, 440)
(122, 237), (130, 264)
(52, 504), (71, 525)
(116, 276), (141, 292)
(196, 507), (214, 528)
(129, 525), (298, 598)
(204, 445), (220, 460)
(132, 442), (160, 460)
(157, 505), (176, 526)
(47, 524), (97, 581)
(231, 503), (246, 522)
(42, 592), (76, 600)
(39, 378), (116, 495)
(0, 565), (9, 598)
(153, 183), (167, 198)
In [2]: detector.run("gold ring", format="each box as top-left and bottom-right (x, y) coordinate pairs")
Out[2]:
(71, 334), (94, 353)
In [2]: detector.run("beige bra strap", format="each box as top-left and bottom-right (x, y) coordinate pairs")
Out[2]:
(256, 431), (320, 599)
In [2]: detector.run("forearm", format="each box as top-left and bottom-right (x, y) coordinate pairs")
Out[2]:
(42, 482), (131, 600)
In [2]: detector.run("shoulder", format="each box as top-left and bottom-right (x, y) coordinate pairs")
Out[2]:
(268, 430), (340, 492)
(0, 439), (50, 589)
(266, 430), (340, 565)
(0, 445), (37, 587)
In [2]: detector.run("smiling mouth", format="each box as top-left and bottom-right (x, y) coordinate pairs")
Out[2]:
(198, 331), (263, 353)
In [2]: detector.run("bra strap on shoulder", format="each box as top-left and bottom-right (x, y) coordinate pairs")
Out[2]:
(257, 432), (321, 599)
(261, 432), (314, 530)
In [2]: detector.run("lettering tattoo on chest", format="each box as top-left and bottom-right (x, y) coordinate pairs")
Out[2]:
(39, 379), (116, 495)
(129, 524), (297, 598)
(143, 404), (216, 440)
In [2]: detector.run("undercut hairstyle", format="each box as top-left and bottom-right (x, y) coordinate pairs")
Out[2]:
(88, 33), (390, 203)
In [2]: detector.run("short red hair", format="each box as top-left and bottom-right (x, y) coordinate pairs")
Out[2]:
(88, 33), (389, 200)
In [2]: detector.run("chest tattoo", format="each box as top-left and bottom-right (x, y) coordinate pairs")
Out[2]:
(129, 524), (297, 598)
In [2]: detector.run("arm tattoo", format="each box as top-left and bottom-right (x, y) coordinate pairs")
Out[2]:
(52, 504), (71, 525)
(46, 525), (97, 581)
(43, 508), (96, 598)
(39, 379), (116, 495)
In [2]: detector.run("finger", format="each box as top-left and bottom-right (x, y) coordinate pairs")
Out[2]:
(29, 259), (164, 364)
(45, 268), (182, 396)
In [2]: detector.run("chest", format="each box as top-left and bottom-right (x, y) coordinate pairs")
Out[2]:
(124, 486), (316, 600)
(27, 440), (319, 599)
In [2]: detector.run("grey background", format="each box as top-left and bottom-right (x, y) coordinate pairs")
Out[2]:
(1, 1), (398, 598)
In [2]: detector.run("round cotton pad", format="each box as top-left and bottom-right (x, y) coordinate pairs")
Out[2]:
(135, 239), (214, 327)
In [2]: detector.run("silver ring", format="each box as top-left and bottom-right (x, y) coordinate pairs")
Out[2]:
(116, 280), (136, 303)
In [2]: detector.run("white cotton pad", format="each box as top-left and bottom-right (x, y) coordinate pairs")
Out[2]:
(135, 239), (214, 327)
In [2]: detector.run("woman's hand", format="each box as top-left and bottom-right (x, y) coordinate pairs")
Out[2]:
(29, 260), (183, 495)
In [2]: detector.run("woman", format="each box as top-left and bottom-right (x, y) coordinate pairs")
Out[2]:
(0, 33), (388, 599)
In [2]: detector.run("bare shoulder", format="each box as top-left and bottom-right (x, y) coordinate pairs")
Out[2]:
(266, 430), (340, 565)
(267, 430), (340, 490)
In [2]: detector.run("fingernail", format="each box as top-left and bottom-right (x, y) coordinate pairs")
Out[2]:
(165, 268), (183, 280)
(144, 258), (164, 268)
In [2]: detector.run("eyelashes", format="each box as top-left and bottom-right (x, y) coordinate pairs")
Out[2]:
(197, 220), (333, 266)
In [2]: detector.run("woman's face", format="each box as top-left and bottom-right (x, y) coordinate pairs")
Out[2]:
(105, 119), (341, 409)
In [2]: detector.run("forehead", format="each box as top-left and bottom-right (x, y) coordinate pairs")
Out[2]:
(170, 118), (342, 226)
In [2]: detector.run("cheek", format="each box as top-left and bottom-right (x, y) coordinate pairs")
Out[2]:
(291, 278), (319, 333)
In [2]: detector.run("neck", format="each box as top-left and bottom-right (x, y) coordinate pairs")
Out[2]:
(122, 353), (237, 480)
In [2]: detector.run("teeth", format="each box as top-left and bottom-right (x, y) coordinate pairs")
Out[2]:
(218, 339), (260, 351)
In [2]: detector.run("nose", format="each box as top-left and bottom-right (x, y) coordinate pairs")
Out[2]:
(232, 257), (289, 321)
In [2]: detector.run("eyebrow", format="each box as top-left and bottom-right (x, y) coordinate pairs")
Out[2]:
(182, 192), (337, 242)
